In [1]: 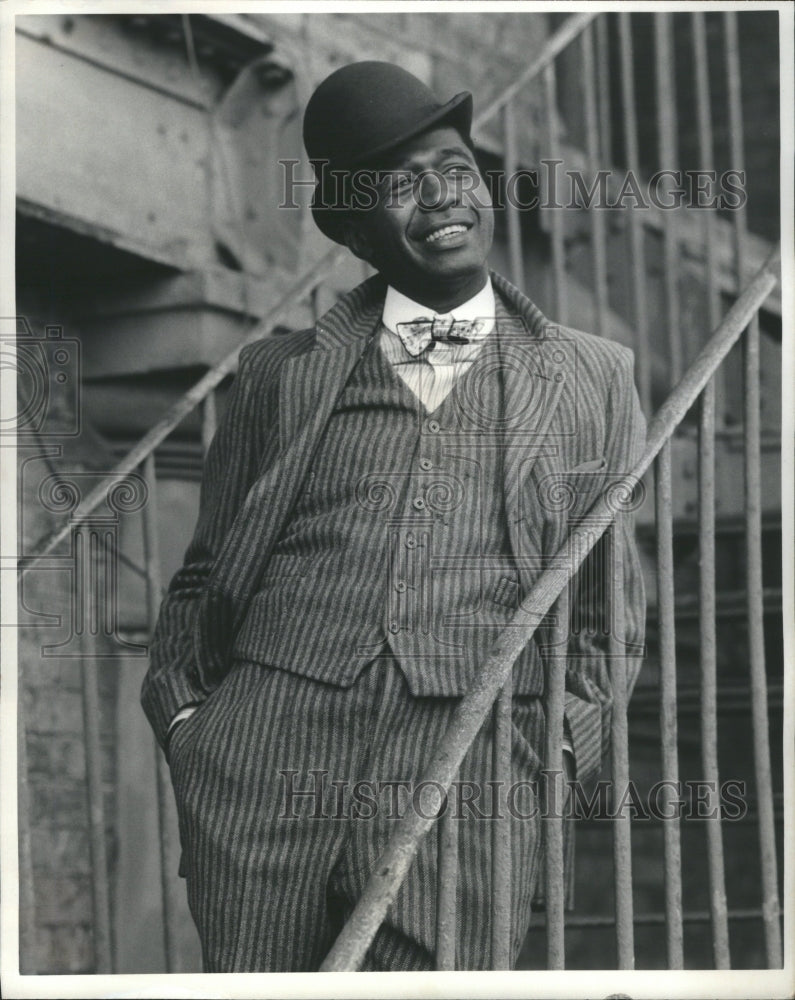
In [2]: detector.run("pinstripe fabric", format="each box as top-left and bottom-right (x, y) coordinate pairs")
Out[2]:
(141, 269), (646, 969)
(168, 656), (544, 971)
(233, 328), (544, 696)
(142, 270), (645, 777)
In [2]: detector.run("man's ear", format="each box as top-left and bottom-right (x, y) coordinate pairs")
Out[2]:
(342, 217), (376, 264)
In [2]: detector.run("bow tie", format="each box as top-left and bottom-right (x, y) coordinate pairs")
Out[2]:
(395, 315), (486, 357)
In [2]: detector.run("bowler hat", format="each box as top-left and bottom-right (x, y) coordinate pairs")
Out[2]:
(303, 61), (473, 243)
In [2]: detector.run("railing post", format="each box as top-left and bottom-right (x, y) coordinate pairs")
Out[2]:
(654, 13), (682, 387)
(692, 13), (720, 337)
(608, 520), (634, 969)
(723, 10), (783, 967)
(581, 23), (609, 337)
(618, 12), (651, 416)
(741, 305), (782, 967)
(692, 11), (726, 432)
(543, 62), (567, 325)
(595, 14), (613, 164)
(655, 442), (684, 967)
(142, 453), (181, 973)
(617, 14), (650, 412)
(502, 99), (525, 291)
(697, 378), (731, 968)
(544, 589), (569, 970)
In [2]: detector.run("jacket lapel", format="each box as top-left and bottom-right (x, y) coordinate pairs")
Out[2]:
(279, 275), (386, 450)
(196, 276), (386, 684)
(490, 273), (570, 577)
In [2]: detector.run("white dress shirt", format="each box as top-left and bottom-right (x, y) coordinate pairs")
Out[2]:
(379, 278), (496, 412)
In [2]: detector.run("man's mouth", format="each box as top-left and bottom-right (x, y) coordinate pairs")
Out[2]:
(423, 223), (470, 245)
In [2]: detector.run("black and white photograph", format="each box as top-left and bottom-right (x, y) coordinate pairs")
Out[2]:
(1, 2), (792, 997)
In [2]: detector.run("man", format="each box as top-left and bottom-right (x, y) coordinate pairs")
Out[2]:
(141, 61), (646, 972)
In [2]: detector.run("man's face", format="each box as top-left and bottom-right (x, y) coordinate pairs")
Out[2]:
(344, 125), (494, 307)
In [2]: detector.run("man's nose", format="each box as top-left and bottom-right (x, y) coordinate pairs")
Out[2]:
(415, 170), (458, 212)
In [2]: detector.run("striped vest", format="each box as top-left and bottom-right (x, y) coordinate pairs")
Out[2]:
(233, 329), (544, 696)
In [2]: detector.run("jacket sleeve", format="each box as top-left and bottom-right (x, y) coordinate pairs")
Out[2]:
(140, 344), (273, 749)
(563, 348), (647, 785)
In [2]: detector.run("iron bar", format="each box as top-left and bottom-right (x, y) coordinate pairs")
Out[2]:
(142, 454), (181, 973)
(28, 246), (347, 561)
(581, 23), (608, 337)
(491, 676), (513, 969)
(723, 10), (783, 967)
(618, 12), (651, 415)
(543, 62), (567, 325)
(609, 521), (634, 969)
(80, 645), (113, 972)
(473, 12), (597, 128)
(692, 11), (725, 433)
(502, 99), (525, 290)
(693, 12), (720, 337)
(654, 12), (682, 386)
(698, 378), (731, 968)
(646, 247), (778, 458)
(595, 14), (613, 164)
(544, 590), (569, 970)
(742, 310), (782, 966)
(655, 441), (684, 968)
(435, 797), (458, 970)
(318, 246), (779, 972)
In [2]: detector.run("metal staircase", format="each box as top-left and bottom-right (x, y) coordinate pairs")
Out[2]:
(15, 10), (783, 976)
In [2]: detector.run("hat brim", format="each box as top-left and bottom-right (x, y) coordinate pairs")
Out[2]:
(311, 91), (474, 244)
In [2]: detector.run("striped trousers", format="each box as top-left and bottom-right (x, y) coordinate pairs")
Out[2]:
(168, 657), (544, 971)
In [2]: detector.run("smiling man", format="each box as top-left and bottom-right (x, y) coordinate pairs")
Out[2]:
(142, 61), (646, 973)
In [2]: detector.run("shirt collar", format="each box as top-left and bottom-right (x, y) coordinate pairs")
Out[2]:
(381, 278), (496, 342)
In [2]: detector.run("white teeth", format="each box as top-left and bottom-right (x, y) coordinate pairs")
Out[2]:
(425, 224), (467, 244)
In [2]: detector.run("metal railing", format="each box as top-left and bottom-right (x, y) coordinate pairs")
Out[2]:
(17, 9), (782, 975)
(317, 246), (781, 972)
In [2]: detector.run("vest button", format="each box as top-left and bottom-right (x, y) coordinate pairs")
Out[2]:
(427, 420), (441, 433)
(419, 458), (433, 471)
(395, 581), (407, 593)
(412, 496), (426, 510)
(388, 621), (400, 634)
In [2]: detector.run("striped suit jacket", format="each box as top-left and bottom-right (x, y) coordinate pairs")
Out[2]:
(141, 270), (646, 786)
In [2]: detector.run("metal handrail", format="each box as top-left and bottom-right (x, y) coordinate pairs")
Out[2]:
(319, 245), (780, 971)
(472, 11), (596, 129)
